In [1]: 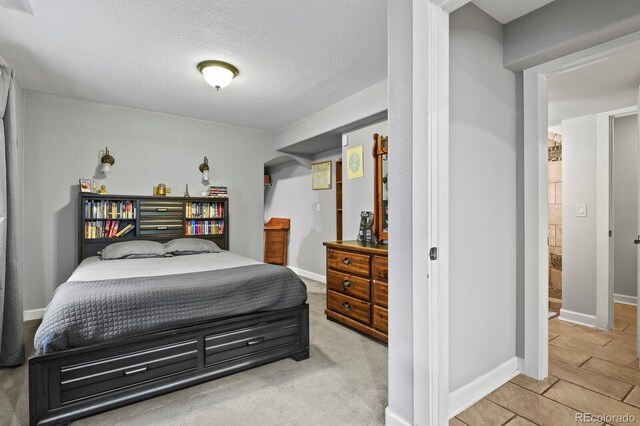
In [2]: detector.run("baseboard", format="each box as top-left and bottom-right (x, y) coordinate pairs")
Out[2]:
(449, 357), (520, 418)
(614, 294), (637, 306)
(287, 266), (326, 283)
(24, 308), (45, 321)
(385, 407), (413, 426)
(559, 308), (597, 328)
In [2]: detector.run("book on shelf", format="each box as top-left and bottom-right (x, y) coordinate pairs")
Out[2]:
(185, 219), (224, 236)
(84, 220), (136, 239)
(207, 186), (228, 198)
(84, 200), (136, 219)
(185, 201), (225, 219)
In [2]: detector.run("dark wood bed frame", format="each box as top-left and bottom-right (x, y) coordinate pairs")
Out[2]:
(30, 304), (309, 425)
(29, 194), (310, 425)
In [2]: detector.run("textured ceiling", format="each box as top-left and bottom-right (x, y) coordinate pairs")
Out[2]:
(548, 41), (640, 127)
(472, 0), (554, 23)
(0, 0), (387, 130)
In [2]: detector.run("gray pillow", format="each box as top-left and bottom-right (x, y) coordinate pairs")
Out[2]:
(99, 240), (167, 260)
(164, 238), (221, 255)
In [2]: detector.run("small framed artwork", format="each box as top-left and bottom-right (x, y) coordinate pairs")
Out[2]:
(79, 179), (92, 192)
(347, 145), (364, 179)
(312, 161), (332, 190)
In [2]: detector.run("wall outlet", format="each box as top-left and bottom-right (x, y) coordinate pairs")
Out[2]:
(576, 203), (587, 217)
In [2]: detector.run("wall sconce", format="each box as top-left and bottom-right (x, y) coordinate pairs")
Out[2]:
(199, 156), (210, 181)
(101, 147), (115, 173)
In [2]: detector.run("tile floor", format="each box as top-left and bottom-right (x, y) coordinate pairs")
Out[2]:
(453, 303), (639, 425)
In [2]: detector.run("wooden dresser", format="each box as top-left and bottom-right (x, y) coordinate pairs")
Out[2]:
(323, 240), (388, 342)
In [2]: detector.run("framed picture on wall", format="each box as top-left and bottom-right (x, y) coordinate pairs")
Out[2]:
(346, 145), (364, 179)
(312, 161), (332, 190)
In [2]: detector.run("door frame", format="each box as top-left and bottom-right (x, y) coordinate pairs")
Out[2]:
(523, 31), (640, 380)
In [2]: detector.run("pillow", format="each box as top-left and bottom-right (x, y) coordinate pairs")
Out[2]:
(164, 238), (221, 255)
(99, 240), (167, 260)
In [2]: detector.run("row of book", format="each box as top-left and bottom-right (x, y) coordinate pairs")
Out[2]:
(185, 202), (225, 219)
(208, 186), (228, 198)
(84, 200), (136, 219)
(185, 220), (225, 236)
(85, 220), (135, 239)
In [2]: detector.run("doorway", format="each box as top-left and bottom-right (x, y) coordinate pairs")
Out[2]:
(524, 33), (640, 380)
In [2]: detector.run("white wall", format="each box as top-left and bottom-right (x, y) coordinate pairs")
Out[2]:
(562, 114), (598, 316)
(22, 92), (275, 310)
(613, 114), (639, 299)
(449, 4), (517, 392)
(263, 148), (340, 277)
(342, 121), (388, 241)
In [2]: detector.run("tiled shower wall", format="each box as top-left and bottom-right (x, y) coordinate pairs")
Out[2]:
(548, 132), (562, 312)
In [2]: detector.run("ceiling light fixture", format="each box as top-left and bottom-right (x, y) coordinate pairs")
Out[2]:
(197, 60), (239, 91)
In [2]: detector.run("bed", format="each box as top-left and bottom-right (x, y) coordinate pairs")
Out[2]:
(29, 249), (309, 426)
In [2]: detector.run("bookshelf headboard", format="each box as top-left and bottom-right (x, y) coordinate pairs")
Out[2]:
(79, 193), (229, 263)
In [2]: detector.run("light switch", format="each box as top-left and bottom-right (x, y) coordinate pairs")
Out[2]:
(576, 203), (587, 217)
(316, 203), (321, 213)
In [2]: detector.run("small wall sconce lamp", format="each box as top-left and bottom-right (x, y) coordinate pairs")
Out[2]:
(101, 147), (115, 173)
(199, 156), (210, 181)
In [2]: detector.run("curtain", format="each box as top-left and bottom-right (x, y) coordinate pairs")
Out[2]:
(0, 65), (24, 366)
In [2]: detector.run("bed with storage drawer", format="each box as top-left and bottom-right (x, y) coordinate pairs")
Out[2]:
(29, 194), (309, 426)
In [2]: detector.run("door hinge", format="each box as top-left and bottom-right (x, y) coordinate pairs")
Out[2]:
(429, 247), (438, 261)
(609, 230), (612, 237)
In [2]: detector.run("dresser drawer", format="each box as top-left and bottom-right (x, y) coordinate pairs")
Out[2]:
(327, 249), (370, 276)
(327, 290), (370, 325)
(139, 218), (183, 237)
(373, 305), (388, 333)
(60, 339), (197, 403)
(327, 270), (370, 300)
(140, 200), (183, 217)
(373, 256), (388, 280)
(372, 280), (388, 308)
(205, 317), (301, 366)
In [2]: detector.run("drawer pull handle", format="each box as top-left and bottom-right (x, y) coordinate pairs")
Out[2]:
(342, 279), (352, 290)
(247, 337), (265, 346)
(342, 302), (353, 311)
(123, 366), (148, 376)
(156, 226), (168, 230)
(156, 208), (168, 212)
(342, 258), (351, 265)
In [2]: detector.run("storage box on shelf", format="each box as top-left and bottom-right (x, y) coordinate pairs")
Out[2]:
(79, 194), (229, 262)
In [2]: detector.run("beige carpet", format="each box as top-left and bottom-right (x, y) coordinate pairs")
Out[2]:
(0, 278), (387, 426)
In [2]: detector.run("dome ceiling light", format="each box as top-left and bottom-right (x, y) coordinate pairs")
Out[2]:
(197, 60), (239, 91)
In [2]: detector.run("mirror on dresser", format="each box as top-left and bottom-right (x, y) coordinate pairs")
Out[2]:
(373, 133), (388, 243)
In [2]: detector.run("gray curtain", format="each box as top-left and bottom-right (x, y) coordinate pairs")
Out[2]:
(0, 65), (24, 366)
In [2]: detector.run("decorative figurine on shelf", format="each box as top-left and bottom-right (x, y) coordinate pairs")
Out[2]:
(154, 183), (168, 196)
(92, 180), (98, 194)
(99, 185), (107, 195)
(184, 184), (190, 198)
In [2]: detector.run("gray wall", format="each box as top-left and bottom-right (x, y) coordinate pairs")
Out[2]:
(449, 4), (517, 391)
(562, 114), (598, 316)
(342, 121), (388, 240)
(504, 0), (640, 71)
(22, 91), (275, 310)
(613, 114), (639, 298)
(387, 0), (414, 420)
(263, 148), (340, 276)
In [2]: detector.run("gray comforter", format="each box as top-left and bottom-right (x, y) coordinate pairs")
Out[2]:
(34, 264), (307, 354)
